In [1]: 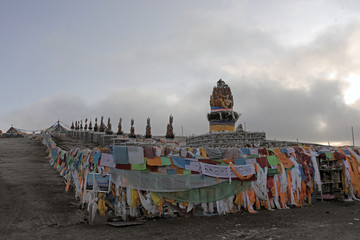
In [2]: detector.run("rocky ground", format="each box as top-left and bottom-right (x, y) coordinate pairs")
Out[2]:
(1, 137), (360, 240)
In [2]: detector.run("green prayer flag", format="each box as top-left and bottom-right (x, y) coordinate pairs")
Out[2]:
(131, 159), (146, 170)
(246, 154), (259, 159)
(155, 181), (251, 203)
(267, 155), (280, 166)
(325, 151), (333, 160)
(267, 168), (279, 176)
(160, 157), (172, 166)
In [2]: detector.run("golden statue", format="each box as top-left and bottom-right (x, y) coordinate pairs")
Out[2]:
(209, 79), (234, 109)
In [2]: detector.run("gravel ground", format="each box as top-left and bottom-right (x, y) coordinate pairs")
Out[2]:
(1, 137), (360, 240)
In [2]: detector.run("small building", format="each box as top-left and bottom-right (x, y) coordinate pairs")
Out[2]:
(3, 127), (24, 138)
(45, 121), (69, 136)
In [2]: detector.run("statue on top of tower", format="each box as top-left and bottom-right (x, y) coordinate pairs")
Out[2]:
(210, 79), (234, 109)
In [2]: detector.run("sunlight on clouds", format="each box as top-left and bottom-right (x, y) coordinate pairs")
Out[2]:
(318, 141), (351, 146)
(344, 73), (360, 105)
(318, 120), (327, 131)
(327, 70), (338, 80)
(347, 30), (360, 60)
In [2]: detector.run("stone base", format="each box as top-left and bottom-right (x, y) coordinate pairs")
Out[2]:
(92, 132), (101, 143)
(101, 135), (114, 146)
(67, 131), (72, 138)
(83, 132), (89, 141)
(209, 121), (235, 132)
(88, 132), (94, 142)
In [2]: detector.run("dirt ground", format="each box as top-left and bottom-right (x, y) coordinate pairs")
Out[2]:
(1, 137), (360, 240)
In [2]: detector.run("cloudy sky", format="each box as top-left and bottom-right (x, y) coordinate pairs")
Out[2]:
(1, 0), (360, 145)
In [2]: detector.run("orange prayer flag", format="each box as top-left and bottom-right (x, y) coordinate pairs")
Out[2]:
(146, 157), (162, 166)
(65, 180), (71, 192)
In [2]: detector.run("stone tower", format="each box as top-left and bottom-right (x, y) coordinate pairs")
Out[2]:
(207, 79), (239, 132)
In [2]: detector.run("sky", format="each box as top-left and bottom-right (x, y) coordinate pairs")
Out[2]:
(1, 0), (360, 145)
